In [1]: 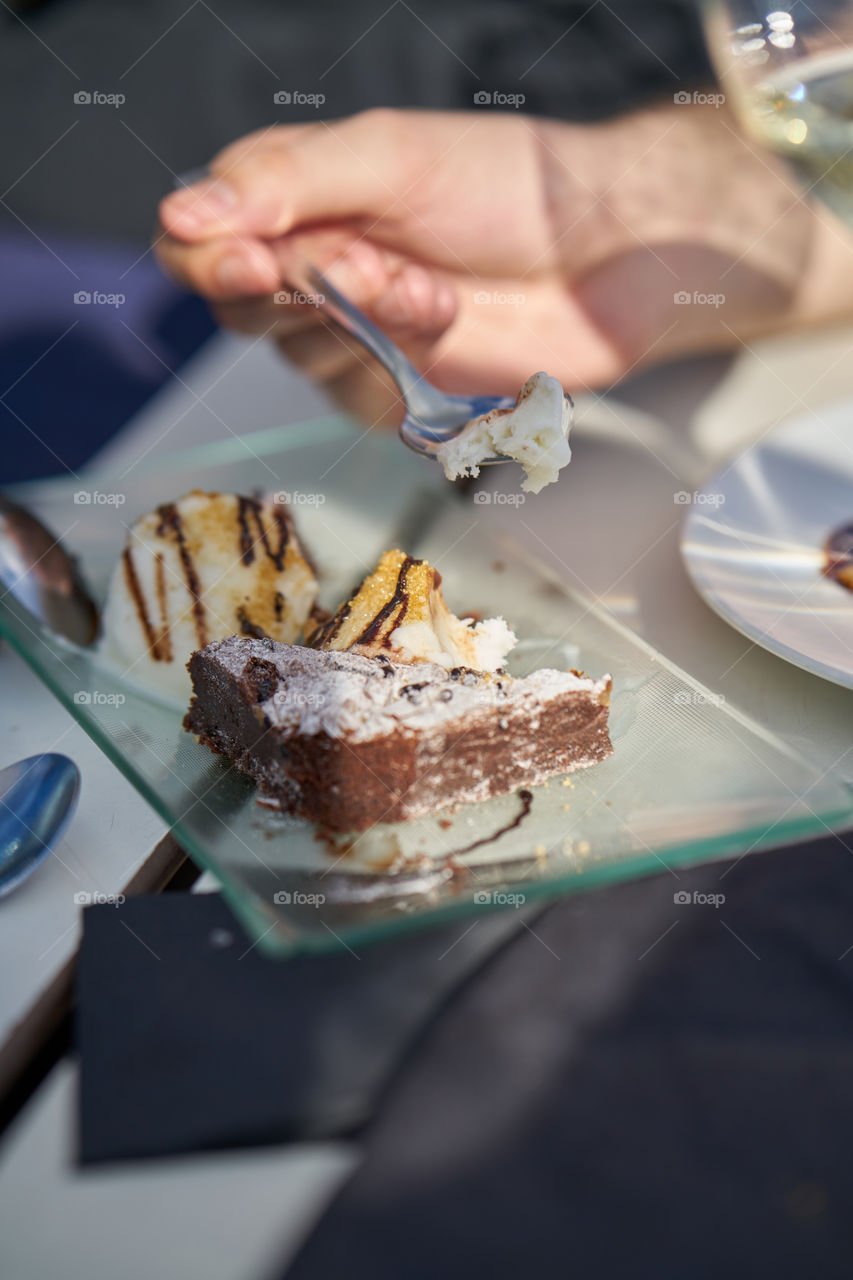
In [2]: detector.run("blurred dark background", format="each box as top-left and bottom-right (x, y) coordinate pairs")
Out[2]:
(0, 0), (711, 482)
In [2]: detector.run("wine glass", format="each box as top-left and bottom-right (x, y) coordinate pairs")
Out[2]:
(703, 2), (853, 221)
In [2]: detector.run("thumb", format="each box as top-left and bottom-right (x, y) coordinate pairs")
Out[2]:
(160, 114), (408, 242)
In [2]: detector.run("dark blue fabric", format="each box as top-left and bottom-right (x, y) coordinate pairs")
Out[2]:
(285, 833), (853, 1279)
(0, 231), (215, 483)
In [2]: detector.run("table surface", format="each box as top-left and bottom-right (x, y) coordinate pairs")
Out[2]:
(3, 322), (853, 1277)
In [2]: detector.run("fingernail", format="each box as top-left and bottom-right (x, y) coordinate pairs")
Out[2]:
(166, 179), (238, 227)
(435, 282), (456, 312)
(322, 242), (384, 301)
(385, 268), (429, 324)
(372, 273), (417, 328)
(216, 253), (267, 292)
(401, 264), (433, 306)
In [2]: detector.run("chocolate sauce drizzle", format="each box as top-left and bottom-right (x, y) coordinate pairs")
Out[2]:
(236, 606), (270, 640)
(308, 587), (356, 648)
(355, 555), (419, 645)
(236, 496), (290, 572)
(123, 495), (298, 660)
(823, 521), (853, 591)
(122, 548), (172, 662)
(122, 547), (163, 660)
(309, 555), (426, 649)
(153, 552), (172, 662)
(448, 789), (534, 857)
(156, 502), (208, 648)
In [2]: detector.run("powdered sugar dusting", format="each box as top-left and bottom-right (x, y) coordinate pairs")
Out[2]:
(206, 636), (610, 744)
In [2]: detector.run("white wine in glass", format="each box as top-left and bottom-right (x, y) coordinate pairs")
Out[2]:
(704, 2), (853, 221)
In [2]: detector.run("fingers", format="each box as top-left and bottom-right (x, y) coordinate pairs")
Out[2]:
(158, 219), (459, 355)
(159, 110), (415, 244)
(272, 236), (457, 337)
(270, 231), (390, 304)
(266, 268), (455, 389)
(272, 230), (458, 338)
(368, 262), (457, 336)
(155, 232), (280, 298)
(155, 225), (388, 305)
(264, 266), (459, 427)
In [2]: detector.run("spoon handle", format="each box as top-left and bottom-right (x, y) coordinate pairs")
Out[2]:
(305, 266), (425, 406)
(172, 170), (441, 420)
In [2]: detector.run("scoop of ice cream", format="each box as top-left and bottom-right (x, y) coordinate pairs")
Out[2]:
(307, 548), (515, 672)
(100, 490), (317, 697)
(435, 372), (572, 494)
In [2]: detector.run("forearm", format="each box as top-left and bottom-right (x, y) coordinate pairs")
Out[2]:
(533, 102), (853, 368)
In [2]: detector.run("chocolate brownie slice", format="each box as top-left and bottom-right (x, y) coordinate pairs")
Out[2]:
(184, 637), (612, 832)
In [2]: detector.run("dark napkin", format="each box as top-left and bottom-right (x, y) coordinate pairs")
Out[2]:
(76, 891), (534, 1164)
(284, 832), (853, 1280)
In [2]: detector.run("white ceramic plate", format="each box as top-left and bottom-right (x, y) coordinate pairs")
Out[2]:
(681, 398), (853, 689)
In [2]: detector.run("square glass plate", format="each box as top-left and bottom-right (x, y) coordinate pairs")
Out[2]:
(4, 416), (852, 955)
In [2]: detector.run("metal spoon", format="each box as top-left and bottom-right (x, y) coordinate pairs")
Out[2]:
(0, 495), (98, 646)
(302, 266), (518, 462)
(0, 754), (80, 896)
(171, 170), (554, 462)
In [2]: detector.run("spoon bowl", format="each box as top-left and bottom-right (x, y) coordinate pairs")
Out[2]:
(303, 267), (522, 461)
(0, 496), (98, 646)
(0, 754), (80, 897)
(170, 171), (570, 465)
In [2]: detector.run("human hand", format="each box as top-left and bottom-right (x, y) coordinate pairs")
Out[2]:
(156, 106), (851, 424)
